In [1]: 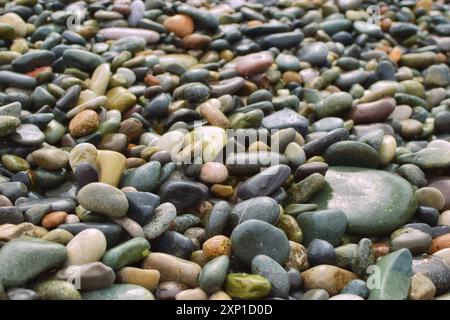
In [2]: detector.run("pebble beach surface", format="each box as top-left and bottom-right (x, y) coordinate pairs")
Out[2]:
(0, 0), (450, 301)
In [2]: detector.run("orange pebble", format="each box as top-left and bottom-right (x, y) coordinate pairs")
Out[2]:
(42, 211), (68, 229)
(203, 235), (231, 258)
(389, 47), (403, 63)
(428, 234), (450, 254)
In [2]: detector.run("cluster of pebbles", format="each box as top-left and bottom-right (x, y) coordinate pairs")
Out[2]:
(1, 0), (450, 300)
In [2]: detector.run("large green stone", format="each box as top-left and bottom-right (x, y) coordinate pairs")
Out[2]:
(310, 167), (417, 236)
(0, 237), (67, 287)
(368, 249), (412, 300)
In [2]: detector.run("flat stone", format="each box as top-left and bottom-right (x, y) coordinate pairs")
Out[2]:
(324, 141), (380, 168)
(78, 182), (128, 218)
(0, 238), (66, 287)
(310, 167), (417, 236)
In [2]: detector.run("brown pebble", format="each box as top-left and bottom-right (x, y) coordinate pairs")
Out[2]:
(181, 34), (212, 50)
(235, 52), (274, 77)
(126, 157), (146, 169)
(429, 234), (450, 254)
(211, 184), (234, 198)
(282, 71), (301, 84)
(199, 100), (230, 129)
(119, 118), (143, 142)
(156, 281), (189, 300)
(69, 110), (99, 138)
(163, 14), (195, 38)
(373, 242), (390, 259)
(116, 267), (160, 291)
(42, 211), (68, 229)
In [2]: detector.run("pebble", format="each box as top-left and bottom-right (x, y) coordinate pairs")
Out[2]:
(368, 249), (413, 300)
(297, 209), (347, 247)
(311, 167), (417, 236)
(164, 14), (195, 38)
(340, 279), (369, 299)
(33, 280), (81, 300)
(57, 262), (115, 291)
(102, 237), (150, 270)
(0, 238), (66, 287)
(205, 201), (231, 239)
(416, 187), (446, 211)
(302, 265), (358, 296)
(30, 148), (68, 171)
(143, 202), (176, 240)
(230, 220), (290, 266)
(225, 273), (271, 299)
(408, 273), (436, 300)
(230, 196), (280, 227)
(116, 267), (160, 291)
(199, 255), (229, 294)
(0, 0), (448, 301)
(391, 228), (432, 255)
(235, 52), (273, 77)
(82, 284), (154, 300)
(251, 254), (289, 298)
(142, 252), (201, 288)
(413, 255), (450, 294)
(307, 239), (337, 267)
(65, 228), (107, 266)
(77, 183), (129, 218)
(237, 164), (290, 200)
(203, 235), (231, 259)
(199, 162), (228, 184)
